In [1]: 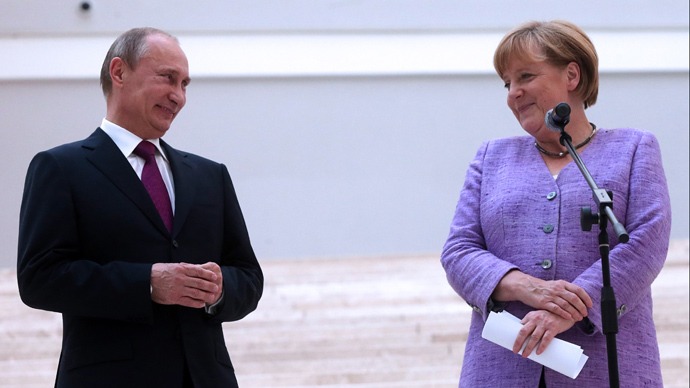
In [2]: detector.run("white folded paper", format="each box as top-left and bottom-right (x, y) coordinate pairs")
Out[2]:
(481, 311), (588, 379)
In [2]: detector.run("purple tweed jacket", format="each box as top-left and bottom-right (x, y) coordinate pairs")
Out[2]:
(441, 128), (671, 387)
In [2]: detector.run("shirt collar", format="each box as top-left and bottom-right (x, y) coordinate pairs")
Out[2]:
(100, 118), (168, 162)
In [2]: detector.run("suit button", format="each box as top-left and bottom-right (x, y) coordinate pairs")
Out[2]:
(172, 240), (179, 248)
(543, 224), (554, 233)
(547, 191), (557, 200)
(541, 259), (552, 269)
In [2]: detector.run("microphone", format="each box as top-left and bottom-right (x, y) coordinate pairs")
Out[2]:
(545, 102), (571, 132)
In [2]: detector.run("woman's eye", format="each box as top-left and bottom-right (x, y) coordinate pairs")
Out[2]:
(504, 82), (510, 89)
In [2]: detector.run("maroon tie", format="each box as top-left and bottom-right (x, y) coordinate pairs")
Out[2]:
(133, 141), (173, 232)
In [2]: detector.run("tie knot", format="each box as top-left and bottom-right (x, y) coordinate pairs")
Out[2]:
(133, 141), (156, 160)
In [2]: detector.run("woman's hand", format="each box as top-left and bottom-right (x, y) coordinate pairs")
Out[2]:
(492, 270), (593, 321)
(513, 310), (576, 357)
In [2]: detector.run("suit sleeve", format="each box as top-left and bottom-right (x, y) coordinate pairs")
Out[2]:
(441, 142), (519, 320)
(572, 131), (671, 333)
(17, 151), (154, 324)
(206, 164), (263, 324)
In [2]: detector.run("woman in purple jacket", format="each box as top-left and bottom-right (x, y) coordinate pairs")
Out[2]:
(441, 20), (671, 387)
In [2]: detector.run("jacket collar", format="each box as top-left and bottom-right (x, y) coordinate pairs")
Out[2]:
(83, 128), (196, 237)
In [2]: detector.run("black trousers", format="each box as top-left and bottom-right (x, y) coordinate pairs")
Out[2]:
(539, 367), (547, 388)
(183, 360), (195, 388)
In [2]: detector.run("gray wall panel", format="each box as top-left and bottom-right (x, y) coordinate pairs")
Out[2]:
(2, 72), (687, 266)
(1, 0), (687, 267)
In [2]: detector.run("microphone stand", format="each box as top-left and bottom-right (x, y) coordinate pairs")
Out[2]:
(554, 114), (628, 388)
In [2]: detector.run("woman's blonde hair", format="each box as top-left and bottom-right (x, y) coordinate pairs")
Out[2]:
(494, 20), (599, 109)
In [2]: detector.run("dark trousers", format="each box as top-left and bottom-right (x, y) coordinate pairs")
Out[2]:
(183, 360), (195, 388)
(539, 367), (547, 388)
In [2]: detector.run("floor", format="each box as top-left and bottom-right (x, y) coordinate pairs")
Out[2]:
(1, 239), (687, 387)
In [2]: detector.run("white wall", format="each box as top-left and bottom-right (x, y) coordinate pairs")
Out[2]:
(0, 0), (687, 34)
(1, 1), (688, 266)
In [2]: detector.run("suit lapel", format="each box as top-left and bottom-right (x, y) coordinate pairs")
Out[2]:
(83, 129), (171, 236)
(162, 140), (196, 237)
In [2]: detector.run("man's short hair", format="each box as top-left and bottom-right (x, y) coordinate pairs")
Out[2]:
(99, 27), (178, 97)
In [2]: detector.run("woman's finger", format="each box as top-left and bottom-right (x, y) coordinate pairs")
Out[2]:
(522, 327), (544, 358)
(556, 297), (584, 321)
(536, 329), (557, 355)
(548, 301), (574, 321)
(514, 322), (535, 354)
(566, 283), (594, 308)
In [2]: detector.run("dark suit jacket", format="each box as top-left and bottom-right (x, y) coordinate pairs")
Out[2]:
(17, 128), (263, 388)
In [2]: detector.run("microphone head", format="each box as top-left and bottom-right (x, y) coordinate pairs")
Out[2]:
(554, 103), (571, 121)
(544, 103), (571, 132)
(544, 109), (560, 132)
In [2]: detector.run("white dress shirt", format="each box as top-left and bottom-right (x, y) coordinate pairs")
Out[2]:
(100, 118), (175, 214)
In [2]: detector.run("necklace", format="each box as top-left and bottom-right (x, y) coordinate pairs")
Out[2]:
(535, 123), (597, 158)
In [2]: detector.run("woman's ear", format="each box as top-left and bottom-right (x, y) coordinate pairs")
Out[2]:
(565, 62), (581, 92)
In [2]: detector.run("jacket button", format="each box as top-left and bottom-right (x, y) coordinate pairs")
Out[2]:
(617, 304), (627, 317)
(467, 302), (482, 314)
(541, 259), (552, 269)
(172, 240), (179, 248)
(547, 191), (557, 200)
(543, 224), (554, 233)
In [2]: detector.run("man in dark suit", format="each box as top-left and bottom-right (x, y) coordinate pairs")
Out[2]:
(17, 27), (263, 388)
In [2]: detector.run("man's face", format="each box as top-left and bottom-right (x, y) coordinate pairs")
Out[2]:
(115, 34), (190, 139)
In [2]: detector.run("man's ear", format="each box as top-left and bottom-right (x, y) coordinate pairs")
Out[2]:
(109, 57), (126, 89)
(565, 62), (581, 92)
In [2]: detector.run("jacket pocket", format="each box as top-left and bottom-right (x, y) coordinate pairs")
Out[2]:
(61, 340), (133, 371)
(215, 341), (234, 369)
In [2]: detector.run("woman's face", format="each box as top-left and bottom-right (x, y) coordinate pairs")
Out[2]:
(501, 50), (577, 139)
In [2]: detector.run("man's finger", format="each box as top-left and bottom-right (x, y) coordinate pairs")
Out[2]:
(180, 263), (217, 281)
(184, 277), (218, 293)
(178, 296), (207, 309)
(201, 261), (221, 273)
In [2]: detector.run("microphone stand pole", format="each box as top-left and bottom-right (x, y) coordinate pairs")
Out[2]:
(556, 123), (628, 388)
